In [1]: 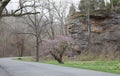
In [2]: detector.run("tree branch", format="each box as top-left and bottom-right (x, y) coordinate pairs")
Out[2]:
(16, 32), (36, 36)
(12, 5), (34, 14)
(0, 0), (10, 16)
(1, 12), (40, 17)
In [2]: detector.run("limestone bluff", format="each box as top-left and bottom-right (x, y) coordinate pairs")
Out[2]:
(65, 5), (120, 60)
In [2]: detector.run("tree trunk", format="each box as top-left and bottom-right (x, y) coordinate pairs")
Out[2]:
(50, 51), (64, 64)
(0, 0), (10, 17)
(20, 43), (24, 57)
(87, 0), (92, 53)
(56, 58), (64, 64)
(35, 36), (39, 62)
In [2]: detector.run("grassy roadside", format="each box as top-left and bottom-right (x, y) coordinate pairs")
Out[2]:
(46, 60), (120, 74)
(14, 57), (120, 74)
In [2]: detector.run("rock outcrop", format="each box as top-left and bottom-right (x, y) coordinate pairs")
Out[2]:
(66, 9), (120, 59)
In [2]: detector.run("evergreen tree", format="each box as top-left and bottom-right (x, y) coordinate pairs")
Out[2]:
(98, 0), (106, 9)
(69, 4), (76, 15)
(78, 0), (105, 12)
(78, 0), (87, 12)
(109, 0), (120, 9)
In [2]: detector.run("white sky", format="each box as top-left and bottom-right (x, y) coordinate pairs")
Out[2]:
(6, 0), (79, 11)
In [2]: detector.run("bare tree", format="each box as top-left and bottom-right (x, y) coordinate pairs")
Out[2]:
(20, 1), (49, 62)
(45, 0), (68, 36)
(0, 0), (10, 16)
(87, 0), (92, 53)
(79, 0), (92, 53)
(14, 34), (25, 58)
(0, 0), (40, 17)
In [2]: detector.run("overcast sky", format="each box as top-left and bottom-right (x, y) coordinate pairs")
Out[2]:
(6, 0), (79, 11)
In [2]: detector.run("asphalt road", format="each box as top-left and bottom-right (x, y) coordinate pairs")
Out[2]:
(0, 65), (9, 76)
(0, 58), (120, 76)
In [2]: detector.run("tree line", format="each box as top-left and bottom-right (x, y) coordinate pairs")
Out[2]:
(0, 0), (119, 63)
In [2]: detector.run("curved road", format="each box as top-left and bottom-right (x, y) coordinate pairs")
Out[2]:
(0, 58), (120, 76)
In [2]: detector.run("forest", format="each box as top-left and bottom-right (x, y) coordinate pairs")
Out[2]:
(0, 0), (120, 64)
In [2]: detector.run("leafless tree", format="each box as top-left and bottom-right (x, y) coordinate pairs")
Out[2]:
(0, 0), (40, 17)
(44, 0), (68, 37)
(87, 0), (92, 53)
(0, 0), (10, 16)
(78, 0), (92, 53)
(20, 1), (49, 62)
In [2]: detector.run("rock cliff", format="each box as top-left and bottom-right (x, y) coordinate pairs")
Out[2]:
(66, 9), (120, 59)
